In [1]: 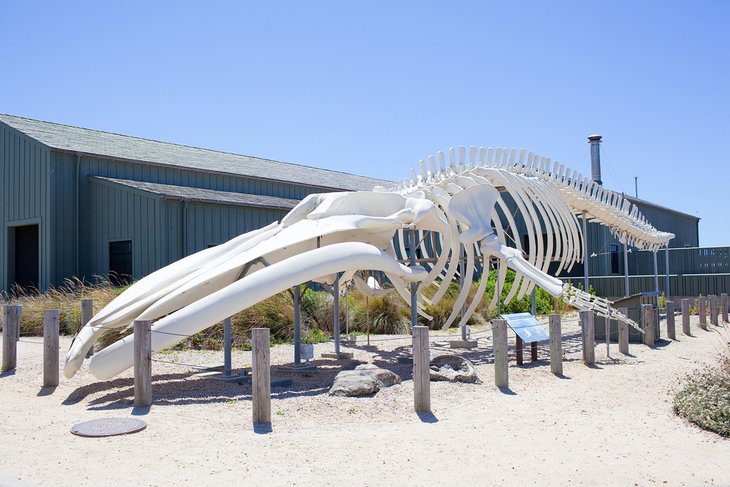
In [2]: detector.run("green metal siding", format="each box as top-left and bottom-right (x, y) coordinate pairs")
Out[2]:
(50, 152), (79, 287)
(88, 180), (162, 282)
(183, 202), (288, 254)
(0, 123), (52, 291)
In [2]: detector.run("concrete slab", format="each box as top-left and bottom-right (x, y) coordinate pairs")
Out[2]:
(321, 352), (354, 360)
(449, 339), (478, 349)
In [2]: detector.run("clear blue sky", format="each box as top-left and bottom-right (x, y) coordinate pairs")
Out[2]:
(2, 1), (728, 245)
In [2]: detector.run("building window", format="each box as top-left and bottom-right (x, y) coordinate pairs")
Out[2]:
(109, 240), (132, 286)
(610, 243), (619, 274)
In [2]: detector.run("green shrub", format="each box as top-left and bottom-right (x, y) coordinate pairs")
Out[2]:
(673, 356), (730, 437)
(302, 327), (329, 344)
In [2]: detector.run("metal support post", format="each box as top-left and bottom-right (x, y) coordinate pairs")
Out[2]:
(623, 242), (630, 297)
(582, 211), (589, 292)
(333, 279), (341, 355)
(223, 317), (232, 376)
(410, 229), (418, 329)
(664, 246), (671, 300)
(653, 250), (659, 294)
(293, 286), (301, 365)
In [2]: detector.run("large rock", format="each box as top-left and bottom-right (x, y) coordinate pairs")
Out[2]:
(430, 353), (479, 383)
(329, 364), (402, 396)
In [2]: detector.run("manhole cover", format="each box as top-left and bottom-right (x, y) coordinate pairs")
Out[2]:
(71, 418), (146, 437)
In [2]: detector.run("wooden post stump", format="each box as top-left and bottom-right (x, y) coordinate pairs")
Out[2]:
(252, 328), (271, 425)
(618, 307), (629, 355)
(722, 293), (728, 323)
(681, 298), (691, 335)
(642, 304), (656, 348)
(2, 305), (21, 372)
(549, 314), (562, 376)
(492, 319), (508, 388)
(413, 326), (430, 413)
(666, 301), (676, 340)
(709, 295), (719, 327)
(43, 310), (60, 387)
(81, 299), (94, 358)
(579, 310), (595, 366)
(133, 320), (152, 408)
(698, 297), (707, 329)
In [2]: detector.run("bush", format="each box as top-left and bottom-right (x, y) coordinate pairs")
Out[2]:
(673, 355), (730, 437)
(480, 268), (554, 317)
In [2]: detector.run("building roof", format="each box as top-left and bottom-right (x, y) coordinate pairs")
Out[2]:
(91, 176), (301, 210)
(0, 114), (393, 192)
(623, 195), (700, 221)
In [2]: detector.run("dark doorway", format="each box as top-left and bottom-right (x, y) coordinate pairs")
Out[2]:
(109, 240), (132, 286)
(12, 224), (40, 291)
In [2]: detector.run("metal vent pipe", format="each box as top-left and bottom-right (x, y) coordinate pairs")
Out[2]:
(588, 135), (603, 185)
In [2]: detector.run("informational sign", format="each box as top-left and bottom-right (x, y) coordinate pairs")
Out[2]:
(501, 312), (549, 342)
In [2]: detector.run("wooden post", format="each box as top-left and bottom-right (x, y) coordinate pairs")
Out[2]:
(681, 299), (691, 335)
(515, 335), (524, 366)
(81, 299), (94, 358)
(722, 293), (728, 323)
(709, 295), (718, 327)
(549, 314), (562, 376)
(642, 304), (656, 348)
(412, 326), (430, 413)
(579, 310), (595, 366)
(666, 301), (676, 340)
(492, 319), (508, 388)
(698, 296), (707, 329)
(618, 307), (629, 355)
(133, 320), (152, 408)
(43, 310), (60, 387)
(2, 305), (21, 372)
(530, 341), (538, 362)
(251, 328), (271, 425)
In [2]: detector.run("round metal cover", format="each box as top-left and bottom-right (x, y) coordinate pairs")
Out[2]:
(71, 418), (146, 438)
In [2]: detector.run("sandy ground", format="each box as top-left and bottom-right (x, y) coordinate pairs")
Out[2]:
(0, 313), (728, 487)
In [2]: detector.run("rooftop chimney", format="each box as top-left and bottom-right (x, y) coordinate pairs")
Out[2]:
(588, 134), (603, 185)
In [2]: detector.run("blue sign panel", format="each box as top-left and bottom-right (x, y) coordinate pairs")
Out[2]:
(501, 313), (549, 342)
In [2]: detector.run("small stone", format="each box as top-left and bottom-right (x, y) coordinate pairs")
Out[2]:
(329, 365), (402, 397)
(429, 353), (479, 383)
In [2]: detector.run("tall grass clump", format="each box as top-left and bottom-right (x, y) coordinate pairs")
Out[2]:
(0, 277), (123, 337)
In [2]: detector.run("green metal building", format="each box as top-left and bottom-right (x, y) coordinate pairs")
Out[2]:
(0, 114), (391, 293)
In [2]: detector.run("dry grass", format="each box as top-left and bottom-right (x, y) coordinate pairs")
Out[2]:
(0, 277), (122, 336)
